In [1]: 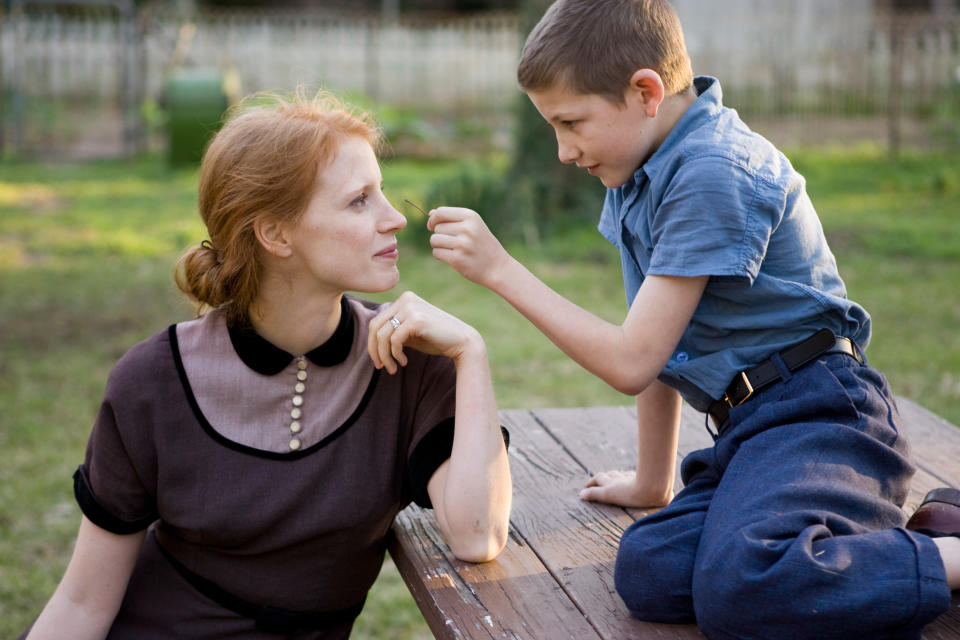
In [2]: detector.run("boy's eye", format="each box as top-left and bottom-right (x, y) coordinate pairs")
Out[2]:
(561, 120), (578, 128)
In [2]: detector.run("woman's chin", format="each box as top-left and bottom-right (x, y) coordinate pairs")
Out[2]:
(354, 272), (400, 294)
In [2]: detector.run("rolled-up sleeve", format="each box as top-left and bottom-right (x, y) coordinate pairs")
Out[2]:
(74, 357), (158, 534)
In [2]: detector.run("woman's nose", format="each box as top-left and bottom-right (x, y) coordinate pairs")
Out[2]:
(383, 204), (407, 231)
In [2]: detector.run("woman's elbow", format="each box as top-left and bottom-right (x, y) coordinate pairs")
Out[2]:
(447, 524), (509, 563)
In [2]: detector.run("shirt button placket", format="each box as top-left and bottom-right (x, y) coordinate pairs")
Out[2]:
(289, 357), (307, 451)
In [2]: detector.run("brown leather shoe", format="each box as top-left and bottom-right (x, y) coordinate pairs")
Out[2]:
(905, 488), (960, 538)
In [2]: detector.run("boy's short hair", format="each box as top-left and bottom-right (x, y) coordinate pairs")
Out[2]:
(517, 0), (693, 102)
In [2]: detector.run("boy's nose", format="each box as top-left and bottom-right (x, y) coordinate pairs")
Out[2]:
(557, 138), (579, 164)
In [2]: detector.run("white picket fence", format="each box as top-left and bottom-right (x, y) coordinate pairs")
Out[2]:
(2, 8), (524, 107)
(1, 1), (959, 155)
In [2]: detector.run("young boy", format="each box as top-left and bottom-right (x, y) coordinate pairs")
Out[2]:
(414, 0), (960, 637)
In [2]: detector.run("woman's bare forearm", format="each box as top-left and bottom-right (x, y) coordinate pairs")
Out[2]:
(430, 337), (512, 562)
(27, 518), (144, 640)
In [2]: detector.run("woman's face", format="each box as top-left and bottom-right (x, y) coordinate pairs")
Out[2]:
(286, 136), (407, 295)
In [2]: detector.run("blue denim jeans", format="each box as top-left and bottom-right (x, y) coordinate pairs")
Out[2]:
(615, 353), (952, 639)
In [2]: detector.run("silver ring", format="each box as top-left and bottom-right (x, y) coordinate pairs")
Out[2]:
(390, 316), (401, 330)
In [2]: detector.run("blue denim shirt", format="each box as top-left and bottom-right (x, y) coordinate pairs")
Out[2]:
(598, 77), (871, 410)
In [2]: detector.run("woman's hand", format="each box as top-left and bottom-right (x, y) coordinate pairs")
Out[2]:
(427, 207), (514, 289)
(367, 290), (483, 374)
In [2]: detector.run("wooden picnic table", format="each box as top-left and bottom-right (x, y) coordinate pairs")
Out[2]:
(389, 398), (960, 639)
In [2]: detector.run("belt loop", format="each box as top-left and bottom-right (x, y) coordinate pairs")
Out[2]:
(704, 411), (719, 442)
(769, 351), (792, 382)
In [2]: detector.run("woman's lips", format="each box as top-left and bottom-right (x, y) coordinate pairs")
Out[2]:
(375, 244), (398, 260)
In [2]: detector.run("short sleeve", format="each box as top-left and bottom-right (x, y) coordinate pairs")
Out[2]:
(404, 355), (508, 509)
(404, 355), (456, 509)
(74, 357), (158, 534)
(643, 156), (778, 286)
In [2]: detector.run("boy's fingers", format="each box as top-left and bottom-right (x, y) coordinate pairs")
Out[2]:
(430, 221), (466, 237)
(432, 247), (456, 264)
(429, 233), (458, 251)
(579, 486), (604, 502)
(428, 206), (472, 226)
(585, 471), (614, 487)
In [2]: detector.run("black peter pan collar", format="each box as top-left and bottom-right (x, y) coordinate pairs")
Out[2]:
(227, 296), (355, 375)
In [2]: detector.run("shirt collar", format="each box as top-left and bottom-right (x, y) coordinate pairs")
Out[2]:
(227, 296), (355, 375)
(632, 75), (724, 183)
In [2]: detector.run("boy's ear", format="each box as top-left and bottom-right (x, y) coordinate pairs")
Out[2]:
(627, 69), (665, 118)
(254, 216), (294, 258)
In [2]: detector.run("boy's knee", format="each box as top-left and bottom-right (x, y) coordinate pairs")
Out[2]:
(614, 521), (696, 623)
(691, 534), (808, 639)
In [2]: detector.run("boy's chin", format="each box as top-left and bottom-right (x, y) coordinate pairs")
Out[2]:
(599, 173), (630, 189)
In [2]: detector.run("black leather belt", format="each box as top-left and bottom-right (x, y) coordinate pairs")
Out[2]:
(707, 329), (862, 435)
(156, 539), (365, 634)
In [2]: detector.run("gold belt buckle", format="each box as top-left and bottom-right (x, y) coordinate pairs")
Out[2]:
(722, 371), (754, 408)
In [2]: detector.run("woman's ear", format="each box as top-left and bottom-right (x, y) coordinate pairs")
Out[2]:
(254, 216), (294, 258)
(627, 69), (665, 118)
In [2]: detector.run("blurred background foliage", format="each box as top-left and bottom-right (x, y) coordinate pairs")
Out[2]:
(2, 0), (960, 637)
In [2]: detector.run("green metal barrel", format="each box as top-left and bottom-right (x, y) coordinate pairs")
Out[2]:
(165, 68), (228, 166)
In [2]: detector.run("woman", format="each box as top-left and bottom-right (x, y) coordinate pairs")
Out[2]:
(24, 91), (512, 639)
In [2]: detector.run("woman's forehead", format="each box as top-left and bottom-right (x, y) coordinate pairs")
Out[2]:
(317, 137), (381, 194)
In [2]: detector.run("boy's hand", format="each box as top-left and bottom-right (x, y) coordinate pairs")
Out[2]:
(579, 470), (674, 508)
(427, 206), (512, 288)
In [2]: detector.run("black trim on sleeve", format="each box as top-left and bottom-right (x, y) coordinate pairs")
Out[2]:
(73, 466), (156, 535)
(406, 421), (509, 509)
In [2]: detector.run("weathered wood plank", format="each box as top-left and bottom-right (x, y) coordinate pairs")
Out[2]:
(891, 397), (960, 640)
(533, 400), (954, 518)
(896, 397), (960, 489)
(391, 399), (960, 639)
(389, 508), (603, 640)
(502, 409), (705, 639)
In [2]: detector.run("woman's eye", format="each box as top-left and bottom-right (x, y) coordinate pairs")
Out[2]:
(351, 194), (367, 208)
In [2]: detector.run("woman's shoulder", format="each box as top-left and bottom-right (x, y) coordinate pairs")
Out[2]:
(345, 294), (390, 343)
(345, 293), (386, 316)
(105, 323), (179, 394)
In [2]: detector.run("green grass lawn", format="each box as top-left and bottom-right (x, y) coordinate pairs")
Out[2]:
(1, 145), (958, 638)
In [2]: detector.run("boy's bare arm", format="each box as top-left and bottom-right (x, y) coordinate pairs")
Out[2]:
(580, 380), (680, 507)
(428, 206), (707, 395)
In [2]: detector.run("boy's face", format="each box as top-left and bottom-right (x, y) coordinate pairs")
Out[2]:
(527, 83), (657, 189)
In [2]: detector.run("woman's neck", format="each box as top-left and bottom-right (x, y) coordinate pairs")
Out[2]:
(248, 284), (344, 357)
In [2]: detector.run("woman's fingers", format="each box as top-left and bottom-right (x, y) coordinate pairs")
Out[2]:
(377, 315), (401, 373)
(389, 316), (411, 367)
(368, 303), (401, 373)
(368, 292), (424, 374)
(366, 311), (383, 368)
(368, 292), (476, 373)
